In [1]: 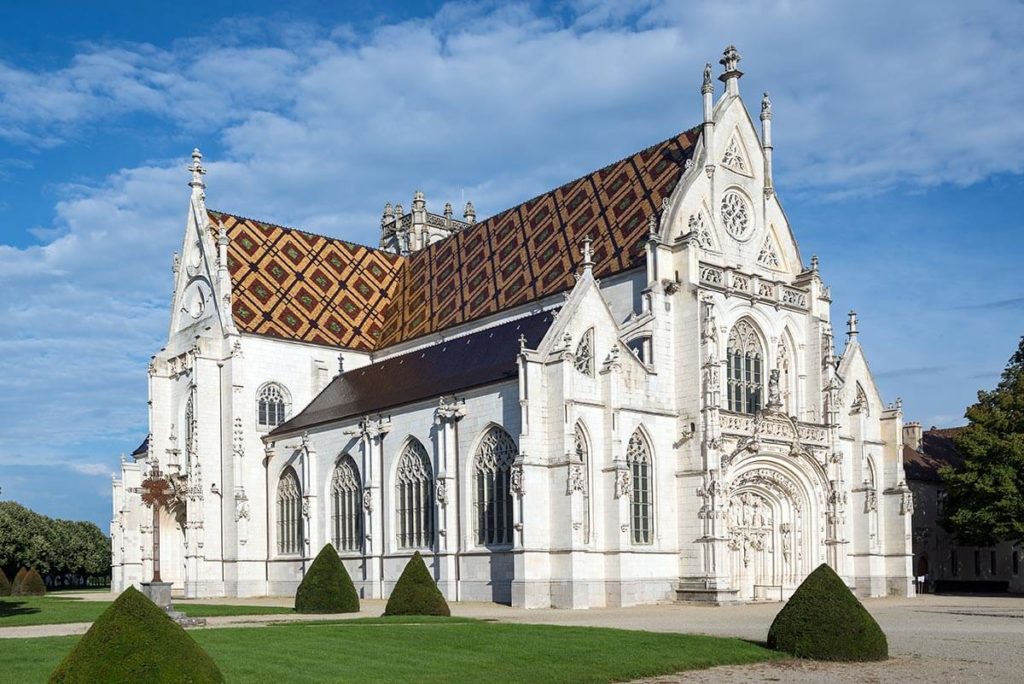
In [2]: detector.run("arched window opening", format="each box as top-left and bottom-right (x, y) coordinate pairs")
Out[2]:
(627, 429), (653, 545)
(396, 440), (434, 549)
(258, 383), (289, 430)
(276, 467), (303, 556)
(574, 424), (591, 544)
(331, 455), (362, 553)
(475, 427), (517, 546)
(575, 329), (594, 377)
(727, 320), (763, 414)
(627, 336), (652, 365)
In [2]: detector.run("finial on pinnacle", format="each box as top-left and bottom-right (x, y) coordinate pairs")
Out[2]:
(810, 255), (819, 272)
(382, 202), (394, 226)
(718, 45), (743, 94)
(701, 63), (713, 94)
(760, 92), (772, 120)
(463, 201), (476, 224)
(580, 235), (594, 269)
(648, 212), (658, 237)
(443, 202), (453, 219)
(847, 310), (858, 339)
(188, 148), (206, 196)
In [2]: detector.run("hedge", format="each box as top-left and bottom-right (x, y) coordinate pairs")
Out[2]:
(10, 567), (28, 596)
(384, 551), (450, 616)
(766, 563), (888, 661)
(19, 568), (47, 596)
(295, 544), (360, 614)
(49, 586), (224, 683)
(0, 567), (10, 596)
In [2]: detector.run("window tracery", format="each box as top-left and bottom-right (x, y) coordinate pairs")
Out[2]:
(721, 136), (748, 173)
(626, 429), (653, 544)
(688, 212), (716, 251)
(276, 467), (302, 555)
(396, 439), (434, 549)
(574, 329), (594, 377)
(474, 426), (517, 546)
(727, 319), (763, 414)
(720, 191), (751, 240)
(331, 455), (362, 552)
(258, 383), (288, 430)
(573, 424), (591, 544)
(757, 233), (781, 268)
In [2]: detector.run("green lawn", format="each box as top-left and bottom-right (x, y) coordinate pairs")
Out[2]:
(0, 617), (782, 683)
(0, 596), (293, 627)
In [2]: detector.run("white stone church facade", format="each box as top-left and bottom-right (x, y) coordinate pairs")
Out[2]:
(112, 47), (915, 608)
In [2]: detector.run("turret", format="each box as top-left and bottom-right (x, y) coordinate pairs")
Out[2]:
(760, 92), (774, 196)
(378, 195), (473, 255)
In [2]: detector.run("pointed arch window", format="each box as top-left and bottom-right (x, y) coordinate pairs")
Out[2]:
(727, 320), (763, 414)
(276, 467), (303, 556)
(574, 329), (594, 377)
(474, 426), (517, 546)
(258, 383), (289, 430)
(627, 430), (653, 544)
(331, 455), (362, 553)
(574, 424), (591, 544)
(396, 439), (434, 549)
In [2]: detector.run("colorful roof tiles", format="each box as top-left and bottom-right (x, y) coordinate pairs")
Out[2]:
(210, 126), (701, 352)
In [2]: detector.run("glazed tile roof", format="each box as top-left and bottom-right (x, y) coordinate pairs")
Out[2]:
(210, 126), (701, 352)
(210, 211), (404, 351)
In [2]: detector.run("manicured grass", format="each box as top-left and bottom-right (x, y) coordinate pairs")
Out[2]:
(0, 596), (293, 627)
(0, 617), (783, 683)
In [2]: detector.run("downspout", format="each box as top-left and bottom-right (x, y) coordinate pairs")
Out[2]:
(264, 445), (271, 589)
(218, 361), (225, 583)
(453, 418), (462, 602)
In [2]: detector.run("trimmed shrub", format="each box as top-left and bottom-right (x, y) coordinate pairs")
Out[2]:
(49, 586), (224, 683)
(20, 568), (46, 596)
(0, 568), (10, 596)
(10, 567), (28, 596)
(384, 551), (450, 617)
(767, 563), (888, 661)
(295, 543), (360, 614)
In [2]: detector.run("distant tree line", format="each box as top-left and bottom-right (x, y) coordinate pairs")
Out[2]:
(0, 501), (110, 588)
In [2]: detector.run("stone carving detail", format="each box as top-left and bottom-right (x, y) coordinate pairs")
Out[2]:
(697, 469), (724, 519)
(733, 468), (803, 511)
(721, 136), (748, 173)
(865, 489), (877, 513)
(782, 287), (808, 308)
(574, 328), (594, 377)
(780, 522), (792, 565)
(726, 493), (772, 567)
(614, 469), (632, 499)
(757, 233), (781, 268)
(235, 489), (250, 521)
(731, 274), (750, 292)
(510, 464), (525, 497)
(232, 417), (244, 459)
(362, 489), (373, 513)
(436, 479), (449, 507)
(900, 490), (914, 515)
(689, 212), (716, 250)
(566, 463), (587, 495)
(720, 191), (751, 240)
(700, 265), (723, 285)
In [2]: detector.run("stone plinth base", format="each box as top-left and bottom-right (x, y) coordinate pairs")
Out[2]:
(676, 580), (741, 605)
(140, 581), (173, 611)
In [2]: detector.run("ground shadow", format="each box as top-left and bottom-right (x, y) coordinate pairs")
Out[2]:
(0, 599), (41, 619)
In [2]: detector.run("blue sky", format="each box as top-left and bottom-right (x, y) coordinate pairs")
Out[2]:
(1, 0), (1021, 529)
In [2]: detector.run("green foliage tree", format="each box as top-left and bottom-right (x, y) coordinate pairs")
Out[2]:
(11, 567), (28, 595)
(0, 567), (10, 596)
(295, 544), (360, 614)
(767, 564), (888, 661)
(384, 551), (450, 616)
(20, 568), (47, 596)
(940, 336), (1024, 546)
(50, 586), (224, 683)
(0, 501), (110, 586)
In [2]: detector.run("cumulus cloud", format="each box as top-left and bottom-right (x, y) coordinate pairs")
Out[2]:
(1, 0), (1022, 523)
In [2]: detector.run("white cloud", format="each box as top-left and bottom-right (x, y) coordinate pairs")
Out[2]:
(0, 1), (1022, 523)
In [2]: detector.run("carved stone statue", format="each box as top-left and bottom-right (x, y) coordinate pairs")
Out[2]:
(767, 368), (782, 409)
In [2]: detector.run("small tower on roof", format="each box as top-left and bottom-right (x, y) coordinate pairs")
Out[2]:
(378, 193), (473, 255)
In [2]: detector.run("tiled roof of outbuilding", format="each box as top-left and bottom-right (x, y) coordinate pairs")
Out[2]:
(903, 427), (965, 482)
(211, 125), (701, 352)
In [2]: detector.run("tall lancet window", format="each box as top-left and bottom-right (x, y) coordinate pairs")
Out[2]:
(474, 426), (517, 546)
(727, 319), (763, 414)
(574, 328), (594, 376)
(574, 424), (592, 544)
(331, 455), (362, 553)
(627, 429), (654, 545)
(396, 439), (434, 549)
(276, 466), (303, 556)
(258, 383), (289, 430)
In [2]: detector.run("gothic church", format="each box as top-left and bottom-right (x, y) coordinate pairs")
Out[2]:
(111, 47), (915, 607)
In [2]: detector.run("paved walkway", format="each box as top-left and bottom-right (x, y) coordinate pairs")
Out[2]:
(4, 593), (1022, 681)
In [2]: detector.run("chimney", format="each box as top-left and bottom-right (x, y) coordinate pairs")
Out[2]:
(903, 422), (923, 451)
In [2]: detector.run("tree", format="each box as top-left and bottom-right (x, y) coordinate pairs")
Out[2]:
(0, 501), (110, 586)
(940, 336), (1024, 546)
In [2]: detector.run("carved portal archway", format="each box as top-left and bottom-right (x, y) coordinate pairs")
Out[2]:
(725, 455), (826, 600)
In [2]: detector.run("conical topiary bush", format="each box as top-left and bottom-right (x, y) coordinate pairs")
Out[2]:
(49, 586), (224, 683)
(0, 568), (10, 596)
(10, 567), (28, 596)
(20, 568), (46, 596)
(767, 563), (888, 661)
(384, 551), (450, 616)
(295, 543), (360, 614)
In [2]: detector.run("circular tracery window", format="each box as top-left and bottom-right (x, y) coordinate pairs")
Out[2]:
(721, 191), (751, 240)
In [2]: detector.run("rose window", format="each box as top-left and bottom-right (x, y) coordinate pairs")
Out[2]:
(721, 191), (751, 240)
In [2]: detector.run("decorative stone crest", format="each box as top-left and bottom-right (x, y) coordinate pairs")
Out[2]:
(566, 464), (587, 495)
(362, 489), (373, 513)
(614, 469), (632, 499)
(510, 464), (525, 497)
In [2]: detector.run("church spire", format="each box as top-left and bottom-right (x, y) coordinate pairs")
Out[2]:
(718, 45), (743, 97)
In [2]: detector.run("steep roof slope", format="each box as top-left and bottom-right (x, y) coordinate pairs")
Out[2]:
(903, 427), (965, 482)
(210, 125), (700, 352)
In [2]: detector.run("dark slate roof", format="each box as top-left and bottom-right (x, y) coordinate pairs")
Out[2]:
(131, 435), (149, 457)
(270, 310), (556, 436)
(903, 427), (964, 482)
